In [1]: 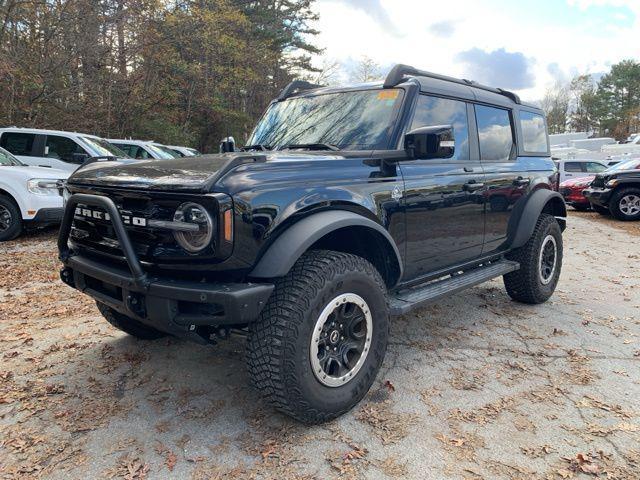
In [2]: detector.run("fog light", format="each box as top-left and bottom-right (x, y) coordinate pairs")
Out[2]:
(173, 203), (213, 253)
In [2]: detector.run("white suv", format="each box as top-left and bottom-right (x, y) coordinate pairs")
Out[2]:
(0, 146), (69, 241)
(107, 139), (176, 160)
(0, 127), (128, 172)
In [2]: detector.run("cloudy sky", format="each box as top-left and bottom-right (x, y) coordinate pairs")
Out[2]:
(311, 0), (640, 101)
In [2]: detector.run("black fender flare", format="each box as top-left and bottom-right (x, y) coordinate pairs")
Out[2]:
(507, 189), (567, 250)
(249, 210), (403, 279)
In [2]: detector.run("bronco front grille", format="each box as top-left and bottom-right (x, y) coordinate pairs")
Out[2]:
(67, 187), (218, 264)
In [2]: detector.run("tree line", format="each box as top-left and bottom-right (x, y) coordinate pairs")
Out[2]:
(0, 0), (319, 152)
(541, 60), (640, 140)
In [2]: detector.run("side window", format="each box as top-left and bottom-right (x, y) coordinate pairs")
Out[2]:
(519, 111), (548, 152)
(475, 105), (515, 161)
(45, 135), (88, 163)
(0, 132), (36, 156)
(564, 162), (583, 172)
(585, 162), (607, 173)
(410, 95), (469, 160)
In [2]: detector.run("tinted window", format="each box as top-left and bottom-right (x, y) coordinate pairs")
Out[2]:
(519, 111), (548, 152)
(46, 135), (88, 163)
(565, 162), (583, 172)
(1, 132), (36, 156)
(585, 162), (607, 173)
(475, 105), (514, 161)
(410, 95), (469, 160)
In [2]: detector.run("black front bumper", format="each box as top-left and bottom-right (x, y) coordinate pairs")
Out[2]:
(58, 194), (273, 343)
(583, 187), (613, 207)
(27, 207), (64, 225)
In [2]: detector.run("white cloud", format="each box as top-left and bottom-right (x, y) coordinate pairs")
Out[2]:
(312, 0), (639, 101)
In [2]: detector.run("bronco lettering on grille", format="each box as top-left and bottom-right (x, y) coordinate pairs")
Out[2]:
(74, 207), (147, 226)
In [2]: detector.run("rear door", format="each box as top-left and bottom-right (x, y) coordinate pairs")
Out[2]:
(0, 132), (48, 168)
(563, 161), (586, 182)
(398, 94), (486, 278)
(476, 105), (531, 254)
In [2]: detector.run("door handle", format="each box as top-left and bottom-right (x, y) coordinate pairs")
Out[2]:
(463, 181), (485, 192)
(463, 166), (474, 173)
(513, 177), (531, 186)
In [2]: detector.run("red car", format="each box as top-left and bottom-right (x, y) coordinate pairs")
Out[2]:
(560, 176), (595, 211)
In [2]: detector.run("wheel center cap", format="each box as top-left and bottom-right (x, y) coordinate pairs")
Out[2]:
(329, 330), (340, 344)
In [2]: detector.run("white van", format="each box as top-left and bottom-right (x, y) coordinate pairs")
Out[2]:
(0, 127), (127, 172)
(554, 158), (609, 183)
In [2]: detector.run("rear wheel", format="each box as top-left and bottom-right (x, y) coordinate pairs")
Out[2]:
(96, 301), (166, 340)
(504, 214), (562, 304)
(0, 196), (22, 242)
(247, 250), (389, 424)
(609, 187), (640, 221)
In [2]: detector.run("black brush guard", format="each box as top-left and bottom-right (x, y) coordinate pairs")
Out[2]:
(58, 194), (274, 342)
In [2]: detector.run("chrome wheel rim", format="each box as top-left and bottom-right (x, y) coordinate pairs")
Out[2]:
(310, 293), (372, 387)
(538, 235), (557, 285)
(0, 205), (12, 232)
(619, 194), (640, 216)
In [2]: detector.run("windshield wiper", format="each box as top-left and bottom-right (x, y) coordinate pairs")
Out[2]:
(241, 144), (271, 152)
(278, 143), (340, 151)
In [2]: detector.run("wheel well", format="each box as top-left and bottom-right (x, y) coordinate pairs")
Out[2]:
(541, 196), (567, 231)
(309, 226), (401, 288)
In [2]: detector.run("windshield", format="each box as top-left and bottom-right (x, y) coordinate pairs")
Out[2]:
(81, 136), (129, 157)
(606, 157), (640, 172)
(155, 145), (180, 158)
(145, 143), (176, 159)
(0, 146), (23, 166)
(248, 89), (405, 151)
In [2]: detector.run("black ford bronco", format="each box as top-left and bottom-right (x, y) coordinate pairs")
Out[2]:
(59, 64), (566, 423)
(583, 157), (640, 221)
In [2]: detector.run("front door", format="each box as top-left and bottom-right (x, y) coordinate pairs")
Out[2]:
(398, 95), (485, 279)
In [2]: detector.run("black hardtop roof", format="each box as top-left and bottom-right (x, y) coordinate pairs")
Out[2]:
(278, 64), (542, 112)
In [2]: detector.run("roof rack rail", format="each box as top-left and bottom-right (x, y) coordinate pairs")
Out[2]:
(277, 80), (324, 101)
(383, 64), (521, 104)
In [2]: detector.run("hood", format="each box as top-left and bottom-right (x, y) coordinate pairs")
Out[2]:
(560, 175), (594, 187)
(0, 165), (70, 181)
(66, 151), (353, 192)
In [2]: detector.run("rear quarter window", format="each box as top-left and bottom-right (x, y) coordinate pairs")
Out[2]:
(519, 111), (548, 153)
(0, 132), (36, 156)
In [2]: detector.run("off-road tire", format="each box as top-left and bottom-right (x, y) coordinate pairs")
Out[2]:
(504, 214), (562, 304)
(591, 203), (609, 215)
(96, 301), (166, 340)
(247, 250), (389, 424)
(0, 196), (23, 242)
(608, 187), (640, 221)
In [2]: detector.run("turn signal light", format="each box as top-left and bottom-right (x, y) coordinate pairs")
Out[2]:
(223, 209), (233, 242)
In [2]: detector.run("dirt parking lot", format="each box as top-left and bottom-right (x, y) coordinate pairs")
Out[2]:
(1, 211), (639, 479)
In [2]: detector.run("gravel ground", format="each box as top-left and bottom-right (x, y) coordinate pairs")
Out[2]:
(0, 211), (639, 480)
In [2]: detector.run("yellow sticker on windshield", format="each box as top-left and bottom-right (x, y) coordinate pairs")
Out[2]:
(377, 90), (400, 100)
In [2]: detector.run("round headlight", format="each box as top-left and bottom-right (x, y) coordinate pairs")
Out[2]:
(173, 202), (214, 253)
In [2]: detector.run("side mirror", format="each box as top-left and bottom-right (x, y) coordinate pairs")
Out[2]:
(71, 153), (90, 164)
(404, 125), (454, 160)
(219, 136), (236, 153)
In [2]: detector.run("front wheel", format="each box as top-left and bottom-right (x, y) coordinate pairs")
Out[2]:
(246, 250), (389, 424)
(608, 187), (640, 221)
(0, 196), (23, 242)
(504, 214), (563, 304)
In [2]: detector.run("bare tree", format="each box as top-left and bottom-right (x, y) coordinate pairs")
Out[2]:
(351, 56), (382, 83)
(541, 83), (569, 134)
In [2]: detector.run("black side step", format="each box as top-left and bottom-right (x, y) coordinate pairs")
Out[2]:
(389, 260), (519, 316)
